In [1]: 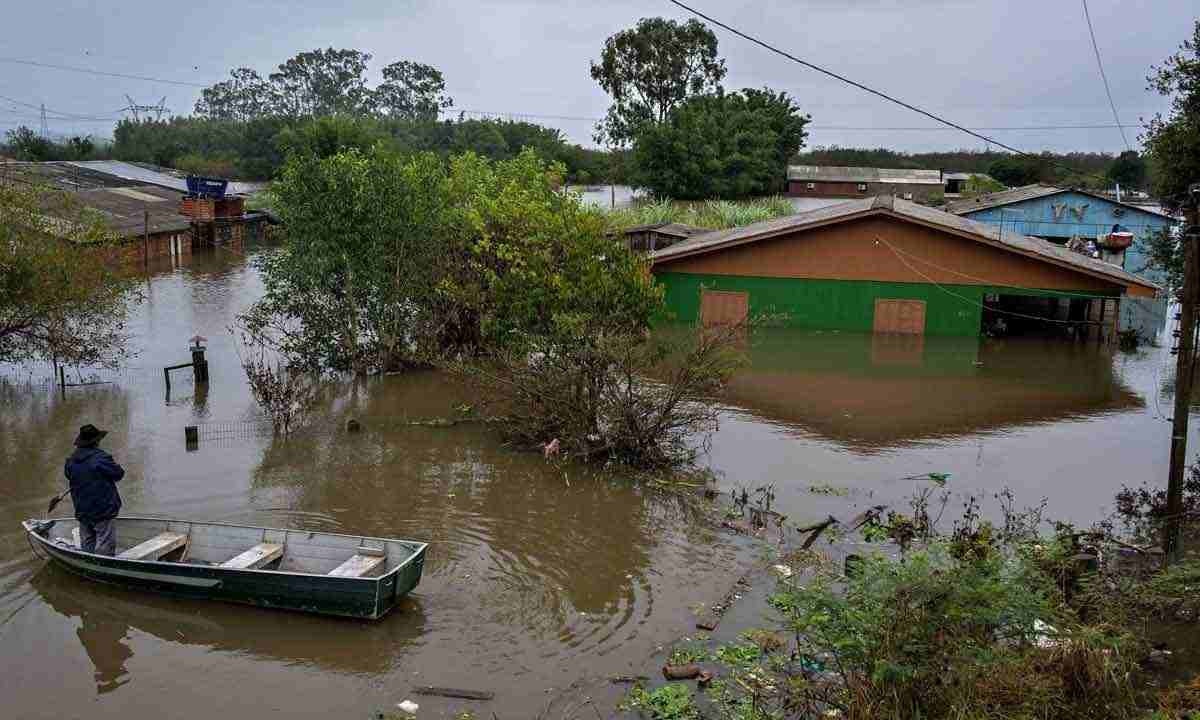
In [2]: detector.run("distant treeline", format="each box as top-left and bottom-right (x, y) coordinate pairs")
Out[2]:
(793, 146), (1149, 191)
(107, 115), (621, 184)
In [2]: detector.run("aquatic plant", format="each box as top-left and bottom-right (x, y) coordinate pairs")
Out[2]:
(606, 196), (795, 232)
(623, 683), (699, 720)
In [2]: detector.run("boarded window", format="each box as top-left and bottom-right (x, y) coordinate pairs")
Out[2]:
(873, 299), (926, 335)
(700, 290), (749, 327)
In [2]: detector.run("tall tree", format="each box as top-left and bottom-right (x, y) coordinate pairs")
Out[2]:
(1106, 150), (1147, 190)
(267, 48), (374, 117)
(372, 60), (452, 121)
(1144, 19), (1200, 214)
(0, 185), (139, 367)
(631, 89), (809, 200)
(590, 17), (726, 146)
(195, 67), (272, 121)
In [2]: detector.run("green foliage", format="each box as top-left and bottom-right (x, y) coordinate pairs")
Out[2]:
(772, 543), (1145, 718)
(372, 60), (452, 120)
(173, 151), (238, 178)
(1107, 150), (1148, 191)
(591, 17), (727, 146)
(274, 114), (393, 159)
(110, 115), (612, 183)
(988, 155), (1049, 187)
(714, 643), (763, 670)
(240, 146), (453, 373)
(631, 89), (810, 200)
(668, 640), (708, 666)
(1145, 20), (1200, 214)
(0, 184), (139, 366)
(194, 49), (451, 122)
(623, 684), (699, 720)
(607, 197), (794, 232)
(962, 173), (1006, 196)
(2, 126), (103, 161)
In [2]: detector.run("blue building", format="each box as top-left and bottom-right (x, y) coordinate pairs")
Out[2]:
(946, 185), (1177, 335)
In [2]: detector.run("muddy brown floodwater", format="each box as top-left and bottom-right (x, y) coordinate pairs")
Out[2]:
(1, 244), (1196, 719)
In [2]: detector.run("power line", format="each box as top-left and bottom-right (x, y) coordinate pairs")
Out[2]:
(0, 92), (123, 121)
(446, 107), (1139, 133)
(811, 123), (1140, 131)
(666, 0), (1112, 181)
(1081, 0), (1133, 152)
(0, 56), (207, 88)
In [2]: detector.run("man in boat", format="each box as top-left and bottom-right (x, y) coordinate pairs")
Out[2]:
(65, 424), (125, 556)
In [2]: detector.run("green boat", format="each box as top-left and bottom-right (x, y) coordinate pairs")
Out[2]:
(23, 516), (427, 620)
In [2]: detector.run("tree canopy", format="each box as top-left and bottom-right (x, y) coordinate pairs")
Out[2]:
(631, 88), (809, 200)
(242, 147), (657, 373)
(0, 185), (139, 367)
(1144, 19), (1200, 214)
(590, 17), (726, 146)
(194, 48), (453, 122)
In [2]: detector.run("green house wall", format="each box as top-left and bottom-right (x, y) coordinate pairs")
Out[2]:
(653, 272), (1117, 337)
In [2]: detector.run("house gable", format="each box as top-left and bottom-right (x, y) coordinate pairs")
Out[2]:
(653, 214), (1133, 297)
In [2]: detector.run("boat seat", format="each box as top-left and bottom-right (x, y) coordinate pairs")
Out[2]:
(118, 532), (188, 561)
(220, 543), (283, 570)
(328, 552), (387, 578)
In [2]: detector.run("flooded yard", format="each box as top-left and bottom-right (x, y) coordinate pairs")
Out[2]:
(0, 245), (1193, 719)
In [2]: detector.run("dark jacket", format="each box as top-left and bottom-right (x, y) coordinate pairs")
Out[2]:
(65, 447), (125, 523)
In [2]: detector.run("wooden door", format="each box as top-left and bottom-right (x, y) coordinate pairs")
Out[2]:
(700, 290), (749, 327)
(873, 299), (926, 335)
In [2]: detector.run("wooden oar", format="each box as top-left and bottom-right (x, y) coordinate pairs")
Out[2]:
(46, 488), (71, 515)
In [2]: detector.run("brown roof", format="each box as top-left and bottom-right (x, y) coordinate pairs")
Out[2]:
(787, 165), (943, 185)
(651, 195), (1158, 294)
(31, 184), (192, 240)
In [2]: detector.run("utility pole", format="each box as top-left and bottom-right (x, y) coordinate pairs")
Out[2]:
(1165, 183), (1200, 561)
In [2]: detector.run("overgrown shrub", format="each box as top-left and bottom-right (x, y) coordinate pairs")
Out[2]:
(771, 543), (1141, 719)
(458, 322), (745, 468)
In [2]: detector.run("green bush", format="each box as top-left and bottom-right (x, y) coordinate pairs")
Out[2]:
(771, 542), (1141, 719)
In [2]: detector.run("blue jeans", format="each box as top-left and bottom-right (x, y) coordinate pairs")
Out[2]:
(79, 518), (117, 556)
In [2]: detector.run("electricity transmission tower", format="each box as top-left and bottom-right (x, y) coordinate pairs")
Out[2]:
(121, 95), (169, 121)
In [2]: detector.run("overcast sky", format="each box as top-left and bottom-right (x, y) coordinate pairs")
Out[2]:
(0, 0), (1192, 154)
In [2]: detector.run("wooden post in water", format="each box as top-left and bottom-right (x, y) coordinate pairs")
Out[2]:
(1165, 186), (1200, 562)
(143, 208), (149, 270)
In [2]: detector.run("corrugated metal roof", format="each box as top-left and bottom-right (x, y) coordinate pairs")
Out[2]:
(28, 184), (192, 240)
(787, 165), (943, 185)
(66, 161), (264, 195)
(651, 195), (1156, 293)
(944, 183), (1176, 219)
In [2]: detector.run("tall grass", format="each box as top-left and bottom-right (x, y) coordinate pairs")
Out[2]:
(607, 196), (795, 232)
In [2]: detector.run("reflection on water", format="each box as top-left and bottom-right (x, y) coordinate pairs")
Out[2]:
(1, 244), (1195, 718)
(0, 246), (748, 718)
(722, 330), (1142, 451)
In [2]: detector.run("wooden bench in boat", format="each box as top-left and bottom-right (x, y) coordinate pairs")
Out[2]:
(118, 532), (188, 561)
(220, 543), (283, 570)
(328, 547), (387, 578)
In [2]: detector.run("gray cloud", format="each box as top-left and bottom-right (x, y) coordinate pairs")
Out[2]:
(0, 0), (1190, 153)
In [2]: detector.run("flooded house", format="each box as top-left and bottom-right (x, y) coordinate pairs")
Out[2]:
(785, 165), (945, 202)
(650, 195), (1158, 340)
(0, 160), (272, 261)
(945, 185), (1177, 335)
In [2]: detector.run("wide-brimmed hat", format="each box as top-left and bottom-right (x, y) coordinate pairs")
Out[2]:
(74, 424), (108, 447)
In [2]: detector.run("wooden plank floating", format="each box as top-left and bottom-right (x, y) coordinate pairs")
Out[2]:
(220, 543), (283, 570)
(413, 687), (495, 701)
(328, 553), (386, 578)
(118, 532), (188, 561)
